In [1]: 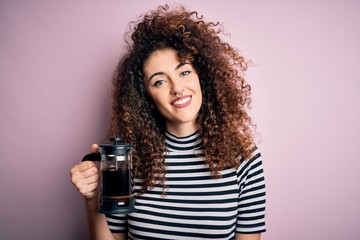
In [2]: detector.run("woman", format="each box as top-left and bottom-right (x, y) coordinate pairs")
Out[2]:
(70, 4), (266, 240)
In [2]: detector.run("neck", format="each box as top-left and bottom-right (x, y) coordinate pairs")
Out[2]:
(165, 122), (198, 137)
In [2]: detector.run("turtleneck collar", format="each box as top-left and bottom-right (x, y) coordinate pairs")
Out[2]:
(165, 131), (202, 151)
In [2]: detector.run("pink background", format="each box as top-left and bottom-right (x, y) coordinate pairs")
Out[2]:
(1, 0), (359, 239)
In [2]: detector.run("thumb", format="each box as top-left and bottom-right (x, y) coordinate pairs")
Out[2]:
(90, 144), (99, 153)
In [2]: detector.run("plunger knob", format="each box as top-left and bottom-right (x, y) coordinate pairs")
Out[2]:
(110, 137), (122, 145)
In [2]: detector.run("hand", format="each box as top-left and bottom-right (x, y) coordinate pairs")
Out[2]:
(70, 144), (100, 200)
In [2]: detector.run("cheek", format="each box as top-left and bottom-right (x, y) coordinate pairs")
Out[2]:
(150, 93), (166, 107)
(196, 82), (203, 106)
(193, 79), (202, 95)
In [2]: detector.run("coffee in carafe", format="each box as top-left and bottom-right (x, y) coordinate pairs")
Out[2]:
(82, 137), (136, 214)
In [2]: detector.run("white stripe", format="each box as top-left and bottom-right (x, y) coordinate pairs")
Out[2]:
(136, 198), (237, 210)
(128, 219), (234, 236)
(137, 192), (238, 201)
(132, 211), (237, 225)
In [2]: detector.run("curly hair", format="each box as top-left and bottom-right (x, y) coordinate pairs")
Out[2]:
(109, 4), (256, 193)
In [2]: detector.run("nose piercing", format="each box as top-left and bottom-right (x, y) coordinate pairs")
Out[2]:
(176, 91), (183, 97)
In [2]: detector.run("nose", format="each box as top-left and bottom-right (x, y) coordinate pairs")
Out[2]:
(169, 78), (184, 97)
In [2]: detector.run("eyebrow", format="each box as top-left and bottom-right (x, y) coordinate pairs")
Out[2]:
(147, 62), (189, 82)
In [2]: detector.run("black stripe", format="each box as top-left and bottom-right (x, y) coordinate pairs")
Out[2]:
(136, 208), (237, 221)
(166, 170), (236, 181)
(166, 159), (206, 165)
(129, 232), (168, 240)
(166, 142), (203, 151)
(248, 168), (264, 180)
(144, 188), (238, 197)
(136, 201), (238, 212)
(107, 221), (123, 227)
(239, 206), (266, 215)
(109, 229), (126, 233)
(163, 179), (237, 189)
(165, 153), (205, 159)
(165, 131), (200, 142)
(167, 168), (210, 174)
(241, 183), (266, 196)
(129, 223), (235, 239)
(238, 199), (266, 209)
(138, 195), (238, 205)
(165, 175), (213, 181)
(237, 214), (265, 221)
(239, 192), (266, 202)
(244, 177), (265, 189)
(128, 214), (236, 230)
(105, 214), (126, 220)
(237, 153), (261, 178)
(236, 222), (266, 229)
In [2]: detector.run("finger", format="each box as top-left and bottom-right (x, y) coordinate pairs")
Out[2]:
(70, 161), (95, 175)
(91, 144), (99, 153)
(70, 164), (96, 186)
(71, 166), (98, 186)
(75, 174), (99, 189)
(71, 169), (98, 186)
(79, 182), (99, 198)
(77, 169), (99, 184)
(80, 166), (98, 179)
(73, 171), (99, 188)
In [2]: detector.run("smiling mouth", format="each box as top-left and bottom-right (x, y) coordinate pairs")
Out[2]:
(172, 96), (191, 108)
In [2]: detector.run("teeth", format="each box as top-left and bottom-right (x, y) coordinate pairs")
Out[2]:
(174, 97), (190, 105)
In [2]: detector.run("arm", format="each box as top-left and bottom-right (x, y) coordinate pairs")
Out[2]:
(84, 196), (127, 240)
(236, 150), (266, 240)
(84, 195), (117, 240)
(70, 144), (127, 240)
(236, 233), (261, 240)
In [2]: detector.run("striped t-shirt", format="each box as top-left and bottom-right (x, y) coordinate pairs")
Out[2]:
(106, 131), (266, 239)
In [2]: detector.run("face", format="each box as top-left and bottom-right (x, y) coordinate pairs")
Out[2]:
(143, 48), (202, 136)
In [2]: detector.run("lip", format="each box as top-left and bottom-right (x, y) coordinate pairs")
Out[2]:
(171, 95), (192, 108)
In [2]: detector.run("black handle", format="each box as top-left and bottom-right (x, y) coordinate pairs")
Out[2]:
(82, 152), (101, 162)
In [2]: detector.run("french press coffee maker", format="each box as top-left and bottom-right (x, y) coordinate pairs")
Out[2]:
(82, 137), (136, 214)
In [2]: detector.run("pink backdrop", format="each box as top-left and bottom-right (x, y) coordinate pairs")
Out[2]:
(1, 0), (359, 239)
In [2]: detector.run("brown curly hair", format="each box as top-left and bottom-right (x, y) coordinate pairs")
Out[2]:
(109, 4), (255, 193)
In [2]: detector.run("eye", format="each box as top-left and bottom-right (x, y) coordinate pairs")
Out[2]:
(180, 70), (191, 77)
(152, 80), (165, 87)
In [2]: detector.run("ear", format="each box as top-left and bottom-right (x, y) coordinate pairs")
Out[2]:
(145, 93), (155, 109)
(149, 102), (155, 109)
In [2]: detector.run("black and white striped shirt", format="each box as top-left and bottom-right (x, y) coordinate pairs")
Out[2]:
(106, 131), (266, 239)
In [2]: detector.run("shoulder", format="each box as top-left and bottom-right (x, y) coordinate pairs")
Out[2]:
(236, 147), (264, 182)
(238, 147), (262, 171)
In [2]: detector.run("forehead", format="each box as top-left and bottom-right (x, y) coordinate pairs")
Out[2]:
(144, 48), (179, 70)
